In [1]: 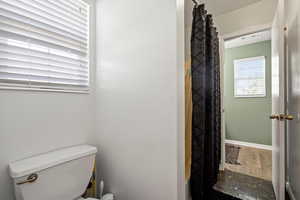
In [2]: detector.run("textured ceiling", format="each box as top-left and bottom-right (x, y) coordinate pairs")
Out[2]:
(199, 0), (262, 16)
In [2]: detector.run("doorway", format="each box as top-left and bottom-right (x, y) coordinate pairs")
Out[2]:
(214, 30), (276, 200)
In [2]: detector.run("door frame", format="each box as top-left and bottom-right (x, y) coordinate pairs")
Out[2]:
(219, 23), (273, 171)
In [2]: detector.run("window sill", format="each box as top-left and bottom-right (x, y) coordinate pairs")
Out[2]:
(234, 95), (266, 98)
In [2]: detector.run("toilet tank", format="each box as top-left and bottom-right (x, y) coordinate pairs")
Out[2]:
(9, 145), (97, 200)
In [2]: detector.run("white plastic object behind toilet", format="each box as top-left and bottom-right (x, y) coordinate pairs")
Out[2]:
(9, 145), (97, 200)
(101, 194), (114, 200)
(99, 180), (104, 198)
(99, 180), (114, 200)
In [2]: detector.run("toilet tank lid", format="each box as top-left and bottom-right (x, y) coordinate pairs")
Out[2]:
(9, 145), (97, 178)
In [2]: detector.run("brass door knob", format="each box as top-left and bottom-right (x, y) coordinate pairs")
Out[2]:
(280, 114), (294, 120)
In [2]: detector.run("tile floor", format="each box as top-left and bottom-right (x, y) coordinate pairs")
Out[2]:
(214, 170), (275, 200)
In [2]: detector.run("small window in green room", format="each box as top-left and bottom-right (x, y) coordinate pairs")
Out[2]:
(234, 56), (266, 97)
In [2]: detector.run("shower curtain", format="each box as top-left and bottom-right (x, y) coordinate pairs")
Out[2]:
(190, 4), (221, 199)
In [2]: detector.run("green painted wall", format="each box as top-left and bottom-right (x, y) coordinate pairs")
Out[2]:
(224, 40), (272, 145)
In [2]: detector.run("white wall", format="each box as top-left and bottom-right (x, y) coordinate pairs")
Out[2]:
(95, 0), (184, 199)
(0, 1), (96, 199)
(215, 0), (278, 36)
(0, 0), (186, 199)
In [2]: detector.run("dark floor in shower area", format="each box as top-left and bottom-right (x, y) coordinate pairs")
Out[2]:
(213, 170), (276, 200)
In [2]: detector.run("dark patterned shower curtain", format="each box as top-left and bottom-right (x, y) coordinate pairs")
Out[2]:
(190, 4), (221, 200)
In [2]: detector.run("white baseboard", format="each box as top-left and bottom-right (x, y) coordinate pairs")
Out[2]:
(286, 182), (296, 200)
(225, 139), (272, 151)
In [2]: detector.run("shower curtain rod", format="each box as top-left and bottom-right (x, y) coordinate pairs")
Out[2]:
(192, 0), (199, 5)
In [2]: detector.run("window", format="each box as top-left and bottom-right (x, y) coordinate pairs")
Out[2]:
(234, 56), (266, 97)
(0, 0), (89, 92)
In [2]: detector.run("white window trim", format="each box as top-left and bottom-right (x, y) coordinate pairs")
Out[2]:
(234, 56), (266, 98)
(0, 0), (92, 94)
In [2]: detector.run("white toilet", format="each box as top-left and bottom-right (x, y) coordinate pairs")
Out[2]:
(9, 145), (107, 200)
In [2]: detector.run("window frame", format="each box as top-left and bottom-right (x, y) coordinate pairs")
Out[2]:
(234, 56), (266, 98)
(0, 0), (91, 94)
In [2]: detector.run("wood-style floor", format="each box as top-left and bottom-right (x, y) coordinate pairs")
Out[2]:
(225, 145), (272, 181)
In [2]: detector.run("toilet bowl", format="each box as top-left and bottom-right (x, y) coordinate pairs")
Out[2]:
(9, 145), (107, 200)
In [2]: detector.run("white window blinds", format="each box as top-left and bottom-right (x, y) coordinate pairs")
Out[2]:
(0, 0), (89, 92)
(234, 56), (266, 97)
